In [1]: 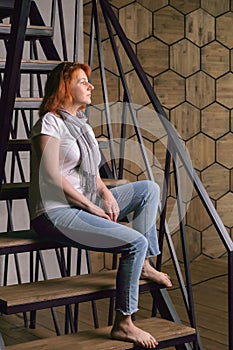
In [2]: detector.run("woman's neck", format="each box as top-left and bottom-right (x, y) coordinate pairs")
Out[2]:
(62, 103), (81, 116)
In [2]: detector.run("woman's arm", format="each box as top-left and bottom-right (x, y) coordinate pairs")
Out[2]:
(97, 173), (119, 222)
(34, 134), (110, 220)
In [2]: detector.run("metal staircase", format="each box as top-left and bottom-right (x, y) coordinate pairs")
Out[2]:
(0, 0), (231, 349)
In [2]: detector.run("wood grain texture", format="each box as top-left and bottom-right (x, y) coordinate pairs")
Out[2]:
(5, 318), (195, 350)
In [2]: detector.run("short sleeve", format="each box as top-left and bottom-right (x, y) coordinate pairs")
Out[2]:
(30, 113), (62, 140)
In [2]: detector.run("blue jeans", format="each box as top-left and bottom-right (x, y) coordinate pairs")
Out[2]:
(31, 180), (160, 315)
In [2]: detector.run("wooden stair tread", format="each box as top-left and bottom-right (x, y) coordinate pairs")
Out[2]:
(0, 0), (14, 10)
(7, 137), (108, 151)
(0, 182), (28, 200)
(102, 179), (129, 187)
(0, 59), (61, 73)
(15, 97), (42, 101)
(5, 318), (196, 350)
(0, 270), (156, 314)
(0, 23), (53, 30)
(0, 229), (63, 254)
(0, 179), (128, 200)
(0, 1), (13, 21)
(0, 23), (53, 38)
(8, 139), (31, 151)
(96, 136), (109, 148)
(14, 97), (42, 109)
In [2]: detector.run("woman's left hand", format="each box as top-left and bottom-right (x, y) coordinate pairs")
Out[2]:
(97, 174), (120, 222)
(102, 197), (120, 222)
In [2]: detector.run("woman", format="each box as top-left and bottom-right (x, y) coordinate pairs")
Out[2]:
(29, 61), (172, 349)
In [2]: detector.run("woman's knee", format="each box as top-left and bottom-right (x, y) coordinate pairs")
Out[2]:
(145, 180), (160, 195)
(148, 180), (160, 202)
(138, 180), (160, 204)
(131, 234), (148, 255)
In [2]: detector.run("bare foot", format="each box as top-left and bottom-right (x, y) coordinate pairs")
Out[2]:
(111, 313), (158, 348)
(141, 259), (172, 287)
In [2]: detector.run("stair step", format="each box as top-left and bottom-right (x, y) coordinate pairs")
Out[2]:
(14, 97), (42, 109)
(0, 0), (14, 20)
(5, 317), (196, 350)
(0, 182), (28, 200)
(0, 23), (53, 39)
(0, 229), (63, 255)
(7, 137), (108, 152)
(102, 179), (129, 188)
(97, 136), (109, 149)
(0, 0), (14, 10)
(8, 139), (31, 151)
(0, 178), (128, 201)
(0, 270), (156, 315)
(0, 59), (60, 73)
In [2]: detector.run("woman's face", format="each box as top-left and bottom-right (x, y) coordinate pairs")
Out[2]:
(69, 69), (94, 107)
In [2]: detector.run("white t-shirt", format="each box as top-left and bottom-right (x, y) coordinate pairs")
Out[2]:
(29, 112), (86, 220)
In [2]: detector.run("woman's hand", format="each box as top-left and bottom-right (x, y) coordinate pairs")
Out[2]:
(101, 197), (120, 222)
(87, 202), (112, 220)
(97, 174), (119, 222)
(97, 174), (120, 222)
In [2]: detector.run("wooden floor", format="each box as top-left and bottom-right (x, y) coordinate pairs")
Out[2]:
(0, 255), (228, 349)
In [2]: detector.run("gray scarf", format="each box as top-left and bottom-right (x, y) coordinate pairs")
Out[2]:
(58, 108), (101, 202)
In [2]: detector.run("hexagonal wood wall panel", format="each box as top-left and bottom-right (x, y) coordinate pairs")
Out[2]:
(83, 0), (233, 260)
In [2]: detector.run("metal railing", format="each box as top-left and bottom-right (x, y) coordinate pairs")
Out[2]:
(97, 1), (233, 349)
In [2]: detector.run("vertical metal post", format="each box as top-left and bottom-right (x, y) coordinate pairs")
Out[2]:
(0, 0), (32, 188)
(92, 0), (117, 178)
(172, 155), (197, 337)
(74, 0), (84, 62)
(57, 0), (68, 60)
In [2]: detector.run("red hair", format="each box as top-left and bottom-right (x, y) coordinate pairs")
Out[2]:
(39, 62), (91, 117)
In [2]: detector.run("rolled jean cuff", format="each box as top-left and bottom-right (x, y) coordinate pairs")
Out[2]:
(115, 307), (139, 316)
(146, 251), (161, 258)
